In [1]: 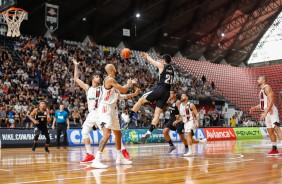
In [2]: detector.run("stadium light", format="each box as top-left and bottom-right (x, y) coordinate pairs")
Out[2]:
(136, 13), (140, 18)
(221, 33), (225, 37)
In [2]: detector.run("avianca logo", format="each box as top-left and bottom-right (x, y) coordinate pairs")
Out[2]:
(206, 130), (235, 139)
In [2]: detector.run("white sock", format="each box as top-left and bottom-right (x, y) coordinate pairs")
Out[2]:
(95, 151), (102, 160)
(85, 144), (92, 154)
(146, 130), (151, 135)
(121, 143), (125, 150)
(272, 142), (277, 146)
(188, 145), (193, 153)
(117, 150), (122, 159)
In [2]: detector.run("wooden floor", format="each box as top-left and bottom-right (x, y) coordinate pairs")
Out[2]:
(1, 139), (282, 184)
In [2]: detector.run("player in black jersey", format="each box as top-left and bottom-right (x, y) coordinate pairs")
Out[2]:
(129, 53), (174, 142)
(28, 101), (51, 153)
(163, 90), (188, 153)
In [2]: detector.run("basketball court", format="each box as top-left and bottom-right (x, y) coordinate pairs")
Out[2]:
(0, 140), (282, 184)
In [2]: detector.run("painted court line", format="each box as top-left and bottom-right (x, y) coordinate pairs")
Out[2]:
(0, 169), (11, 172)
(10, 159), (254, 184)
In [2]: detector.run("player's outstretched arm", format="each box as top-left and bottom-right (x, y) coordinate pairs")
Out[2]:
(120, 88), (141, 99)
(141, 53), (164, 72)
(107, 78), (135, 94)
(73, 58), (89, 92)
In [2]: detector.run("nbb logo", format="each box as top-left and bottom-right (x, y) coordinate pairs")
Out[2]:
(203, 128), (236, 141)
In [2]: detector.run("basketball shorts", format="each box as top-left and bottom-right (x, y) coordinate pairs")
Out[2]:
(142, 85), (170, 109)
(82, 110), (99, 129)
(265, 107), (280, 128)
(34, 125), (49, 136)
(97, 104), (120, 130)
(165, 116), (185, 134)
(184, 120), (195, 133)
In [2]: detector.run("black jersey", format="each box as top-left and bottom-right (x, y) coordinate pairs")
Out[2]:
(35, 109), (48, 126)
(168, 100), (179, 117)
(158, 64), (174, 86)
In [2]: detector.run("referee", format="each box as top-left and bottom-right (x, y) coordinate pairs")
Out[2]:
(52, 104), (70, 149)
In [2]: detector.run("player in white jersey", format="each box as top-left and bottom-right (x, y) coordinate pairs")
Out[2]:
(250, 76), (282, 156)
(91, 64), (139, 169)
(73, 59), (132, 164)
(179, 93), (206, 156)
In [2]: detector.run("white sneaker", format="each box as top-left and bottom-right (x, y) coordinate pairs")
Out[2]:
(91, 159), (108, 169)
(116, 157), (132, 165)
(183, 152), (195, 157)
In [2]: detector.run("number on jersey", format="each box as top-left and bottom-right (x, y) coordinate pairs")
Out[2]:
(165, 74), (173, 84)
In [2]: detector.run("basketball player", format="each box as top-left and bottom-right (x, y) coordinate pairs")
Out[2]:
(91, 64), (139, 169)
(129, 53), (174, 142)
(179, 93), (206, 156)
(163, 90), (189, 153)
(28, 101), (51, 153)
(72, 59), (131, 163)
(250, 76), (282, 155)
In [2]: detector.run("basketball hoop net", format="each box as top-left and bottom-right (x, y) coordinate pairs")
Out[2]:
(2, 7), (26, 37)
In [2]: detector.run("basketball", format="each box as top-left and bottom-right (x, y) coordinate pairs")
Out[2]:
(121, 48), (131, 58)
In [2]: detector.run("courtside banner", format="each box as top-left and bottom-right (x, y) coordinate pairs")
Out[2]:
(67, 129), (183, 146)
(234, 127), (263, 139)
(0, 129), (57, 148)
(203, 128), (236, 141)
(67, 129), (116, 146)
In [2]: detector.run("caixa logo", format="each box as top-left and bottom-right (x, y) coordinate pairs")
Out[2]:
(67, 129), (114, 146)
(204, 128), (236, 141)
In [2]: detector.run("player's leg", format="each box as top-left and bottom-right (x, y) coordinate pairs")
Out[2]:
(183, 122), (195, 156)
(32, 127), (40, 151)
(80, 125), (95, 163)
(176, 122), (188, 153)
(163, 118), (177, 153)
(91, 126), (111, 169)
(129, 88), (157, 118)
(183, 132), (194, 156)
(141, 107), (163, 142)
(266, 113), (279, 155)
(43, 129), (50, 153)
(113, 130), (132, 165)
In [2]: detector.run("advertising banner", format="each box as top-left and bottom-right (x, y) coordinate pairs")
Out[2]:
(0, 129), (57, 148)
(203, 128), (236, 141)
(234, 127), (263, 139)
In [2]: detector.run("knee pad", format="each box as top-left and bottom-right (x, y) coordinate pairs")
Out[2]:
(82, 125), (92, 139)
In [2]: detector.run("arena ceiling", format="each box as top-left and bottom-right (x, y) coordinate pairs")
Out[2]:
(18, 0), (282, 66)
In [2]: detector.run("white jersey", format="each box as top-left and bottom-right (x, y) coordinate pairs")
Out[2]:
(100, 77), (126, 107)
(259, 84), (276, 111)
(179, 102), (194, 123)
(86, 86), (101, 112)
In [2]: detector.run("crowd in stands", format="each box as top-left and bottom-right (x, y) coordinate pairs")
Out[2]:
(0, 35), (259, 129)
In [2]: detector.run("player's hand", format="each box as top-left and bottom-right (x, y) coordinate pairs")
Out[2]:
(67, 125), (70, 129)
(134, 88), (141, 95)
(52, 125), (55, 130)
(34, 121), (39, 125)
(127, 79), (133, 86)
(173, 121), (178, 126)
(131, 78), (138, 84)
(140, 52), (148, 59)
(72, 58), (80, 65)
(259, 112), (267, 121)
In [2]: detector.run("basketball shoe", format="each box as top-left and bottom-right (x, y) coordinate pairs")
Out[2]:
(80, 153), (95, 164)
